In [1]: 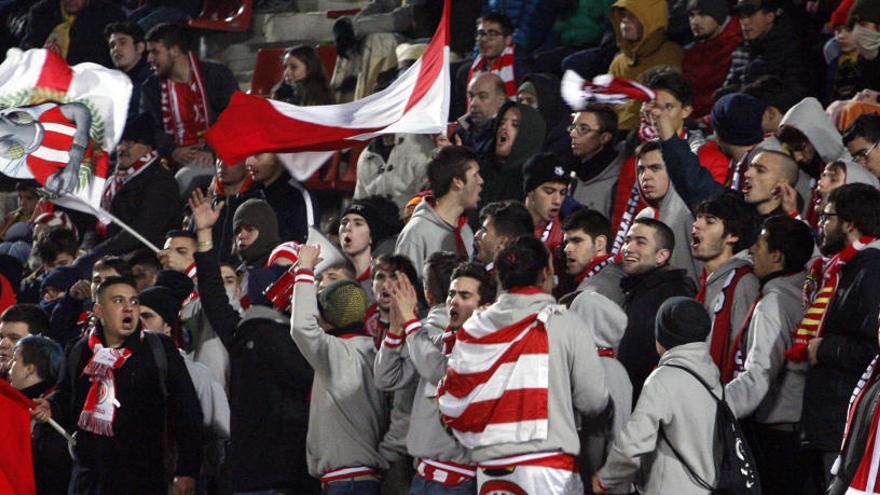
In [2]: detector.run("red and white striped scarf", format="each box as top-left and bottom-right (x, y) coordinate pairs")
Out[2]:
(160, 52), (210, 147)
(438, 291), (561, 448)
(575, 253), (614, 285)
(96, 150), (159, 235)
(696, 264), (754, 382)
(836, 355), (880, 494)
(77, 328), (139, 437)
(785, 237), (876, 362)
(535, 217), (563, 252)
(561, 71), (656, 110)
(467, 46), (517, 98)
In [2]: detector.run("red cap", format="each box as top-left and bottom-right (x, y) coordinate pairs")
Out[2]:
(831, 0), (855, 28)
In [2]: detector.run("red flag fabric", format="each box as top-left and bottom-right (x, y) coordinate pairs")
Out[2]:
(205, 0), (451, 165)
(0, 380), (37, 495)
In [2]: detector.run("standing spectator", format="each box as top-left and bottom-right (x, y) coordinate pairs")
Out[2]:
(608, 0), (685, 129)
(474, 201), (534, 274)
(104, 22), (151, 121)
(800, 184), (880, 488)
(682, 0), (743, 118)
(846, 0), (880, 93)
(522, 153), (570, 254)
(0, 181), (38, 240)
(568, 105), (626, 220)
(618, 217), (696, 398)
(455, 72), (509, 156)
(455, 12), (528, 104)
(21, 0), (125, 67)
(561, 208), (623, 305)
(338, 197), (401, 301)
(273, 45), (334, 106)
(0, 303), (49, 378)
(231, 199), (281, 270)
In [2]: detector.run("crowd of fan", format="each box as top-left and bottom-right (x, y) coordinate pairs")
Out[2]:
(2, 0), (880, 493)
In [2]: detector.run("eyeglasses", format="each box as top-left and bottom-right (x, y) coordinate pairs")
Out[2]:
(567, 124), (602, 135)
(475, 29), (503, 39)
(819, 213), (839, 223)
(852, 139), (879, 165)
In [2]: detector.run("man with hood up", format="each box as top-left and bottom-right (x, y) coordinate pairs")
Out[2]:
(518, 73), (574, 161)
(232, 198), (282, 271)
(607, 0), (684, 130)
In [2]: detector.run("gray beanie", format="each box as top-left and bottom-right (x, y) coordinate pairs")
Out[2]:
(687, 0), (730, 26)
(655, 297), (711, 350)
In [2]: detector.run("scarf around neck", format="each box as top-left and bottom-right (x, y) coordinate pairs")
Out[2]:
(77, 327), (141, 437)
(160, 52), (210, 147)
(854, 24), (880, 60)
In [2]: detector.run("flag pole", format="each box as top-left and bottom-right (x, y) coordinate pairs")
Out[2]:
(63, 195), (161, 253)
(47, 418), (73, 442)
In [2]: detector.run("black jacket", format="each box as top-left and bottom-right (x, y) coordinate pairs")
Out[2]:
(194, 250), (318, 493)
(23, 381), (71, 495)
(256, 170), (318, 244)
(207, 180), (261, 264)
(724, 16), (808, 100)
(51, 328), (202, 494)
(802, 247), (880, 451)
(21, 0), (124, 67)
(83, 158), (181, 255)
(140, 59), (239, 156)
(619, 266), (697, 400)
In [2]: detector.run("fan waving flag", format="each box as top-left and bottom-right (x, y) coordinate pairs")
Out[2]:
(0, 48), (131, 222)
(206, 0), (451, 165)
(561, 71), (656, 109)
(0, 380), (37, 495)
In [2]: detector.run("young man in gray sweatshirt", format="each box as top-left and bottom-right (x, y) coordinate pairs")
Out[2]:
(375, 260), (496, 494)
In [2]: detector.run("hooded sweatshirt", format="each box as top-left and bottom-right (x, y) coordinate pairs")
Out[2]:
(394, 200), (474, 281)
(636, 179), (701, 283)
(608, 0), (684, 129)
(779, 97), (851, 165)
(478, 101), (547, 206)
(700, 250), (759, 364)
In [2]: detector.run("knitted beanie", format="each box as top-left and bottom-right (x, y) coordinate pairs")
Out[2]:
(318, 279), (368, 330)
(711, 93), (767, 146)
(522, 152), (570, 194)
(686, 0), (729, 26)
(655, 297), (711, 350)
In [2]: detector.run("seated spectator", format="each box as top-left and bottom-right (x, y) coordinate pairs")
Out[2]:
(454, 12), (527, 108)
(723, 0), (808, 101)
(552, 0), (615, 52)
(568, 105), (626, 220)
(518, 73), (575, 159)
(8, 335), (70, 494)
(21, 0), (125, 67)
(484, 1), (556, 55)
(825, 0), (862, 103)
(273, 45), (334, 106)
(354, 132), (436, 211)
(455, 72), (509, 156)
(0, 181), (38, 239)
(141, 23), (239, 177)
(478, 101), (545, 206)
(845, 0), (880, 93)
(474, 201), (534, 274)
(561, 208), (624, 306)
(843, 113), (880, 178)
(608, 0), (685, 129)
(0, 303), (49, 378)
(330, 16), (398, 103)
(594, 297), (717, 494)
(245, 152), (318, 244)
(20, 227), (79, 304)
(83, 114), (181, 256)
(682, 0), (743, 118)
(104, 22), (151, 120)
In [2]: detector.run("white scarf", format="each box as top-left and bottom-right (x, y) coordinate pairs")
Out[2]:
(854, 24), (880, 60)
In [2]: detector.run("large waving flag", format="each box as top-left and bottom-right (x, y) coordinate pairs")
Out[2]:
(0, 380), (37, 495)
(206, 0), (450, 165)
(0, 48), (131, 220)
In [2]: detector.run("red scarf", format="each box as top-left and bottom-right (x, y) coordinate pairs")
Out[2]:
(212, 172), (254, 197)
(78, 328), (139, 437)
(441, 325), (458, 356)
(726, 292), (763, 383)
(535, 217), (563, 252)
(160, 52), (210, 147)
(838, 355), (880, 494)
(96, 150), (158, 236)
(697, 265), (754, 378)
(575, 253), (614, 285)
(786, 236), (876, 362)
(467, 46), (517, 98)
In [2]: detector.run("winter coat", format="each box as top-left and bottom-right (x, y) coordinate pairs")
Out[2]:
(802, 242), (880, 451)
(524, 73), (575, 161)
(484, 0), (560, 52)
(553, 0), (615, 48)
(570, 142), (627, 220)
(580, 261), (628, 307)
(21, 0), (124, 67)
(619, 266), (697, 399)
(255, 170), (319, 244)
(608, 0), (684, 129)
(354, 133), (435, 211)
(599, 342), (720, 495)
(206, 178), (260, 264)
(394, 199), (474, 281)
(23, 381), (71, 495)
(682, 17), (743, 118)
(194, 250), (318, 493)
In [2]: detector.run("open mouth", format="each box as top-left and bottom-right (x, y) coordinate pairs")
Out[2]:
(691, 233), (702, 250)
(342, 235), (352, 246)
(742, 181), (753, 194)
(449, 309), (459, 321)
(121, 315), (134, 330)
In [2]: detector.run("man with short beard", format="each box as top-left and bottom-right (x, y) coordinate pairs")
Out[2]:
(561, 207), (624, 306)
(796, 184), (880, 488)
(83, 114), (181, 256)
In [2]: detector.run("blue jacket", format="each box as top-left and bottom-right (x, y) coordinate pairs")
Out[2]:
(483, 0), (560, 52)
(659, 135), (734, 211)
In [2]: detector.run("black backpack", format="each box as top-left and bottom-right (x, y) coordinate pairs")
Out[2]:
(660, 364), (761, 495)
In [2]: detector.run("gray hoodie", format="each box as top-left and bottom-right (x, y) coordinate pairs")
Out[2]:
(636, 182), (702, 284)
(599, 342), (720, 494)
(290, 279), (389, 477)
(579, 262), (627, 307)
(701, 250), (759, 358)
(779, 97), (851, 164)
(462, 291), (609, 463)
(395, 200), (474, 280)
(725, 271), (808, 424)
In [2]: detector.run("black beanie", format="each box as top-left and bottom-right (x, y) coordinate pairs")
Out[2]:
(120, 113), (157, 148)
(710, 93), (766, 146)
(522, 152), (570, 194)
(687, 0), (729, 25)
(341, 198), (400, 246)
(139, 271), (193, 327)
(655, 297), (711, 350)
(233, 199), (281, 267)
(850, 0), (880, 25)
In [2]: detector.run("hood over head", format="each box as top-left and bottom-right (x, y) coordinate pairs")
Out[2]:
(779, 97), (848, 163)
(610, 0), (670, 60)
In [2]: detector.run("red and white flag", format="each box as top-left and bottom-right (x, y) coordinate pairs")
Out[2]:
(437, 305), (562, 449)
(561, 71), (656, 109)
(0, 380), (37, 495)
(0, 48), (131, 222)
(205, 0), (451, 167)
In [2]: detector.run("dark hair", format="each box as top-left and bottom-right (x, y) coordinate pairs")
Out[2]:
(95, 276), (138, 301)
(483, 201), (534, 240)
(495, 236), (549, 290)
(1, 304), (50, 336)
(322, 260), (357, 279)
(761, 216), (814, 272)
(580, 104), (618, 137)
(128, 248), (161, 270)
(424, 252), (462, 304)
(428, 145), (479, 198)
(776, 125), (809, 147)
(94, 256), (133, 280)
(477, 11), (514, 35)
(635, 139), (663, 159)
(694, 193), (758, 253)
(145, 23), (191, 52)
(165, 229), (197, 243)
(282, 45), (333, 106)
(843, 114), (880, 146)
(373, 253), (427, 308)
(828, 183), (880, 238)
(15, 335), (63, 383)
(104, 21), (145, 44)
(632, 217), (675, 254)
(451, 262), (497, 305)
(641, 66), (694, 106)
(741, 76), (799, 114)
(562, 208), (612, 243)
(35, 228), (78, 265)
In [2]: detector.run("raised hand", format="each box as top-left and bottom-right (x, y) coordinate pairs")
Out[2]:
(297, 244), (323, 271)
(187, 188), (224, 231)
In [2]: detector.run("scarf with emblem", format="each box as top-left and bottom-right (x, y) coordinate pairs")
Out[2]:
(77, 327), (139, 437)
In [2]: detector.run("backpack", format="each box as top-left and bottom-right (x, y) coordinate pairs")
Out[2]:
(660, 364), (761, 495)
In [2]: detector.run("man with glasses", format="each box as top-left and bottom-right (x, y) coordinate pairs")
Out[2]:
(568, 105), (626, 220)
(843, 113), (880, 178)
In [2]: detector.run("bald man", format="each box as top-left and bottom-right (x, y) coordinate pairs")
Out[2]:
(455, 72), (509, 155)
(742, 150), (800, 218)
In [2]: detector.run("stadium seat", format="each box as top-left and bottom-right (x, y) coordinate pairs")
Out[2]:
(187, 0), (253, 32)
(249, 47), (286, 97)
(315, 44), (337, 79)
